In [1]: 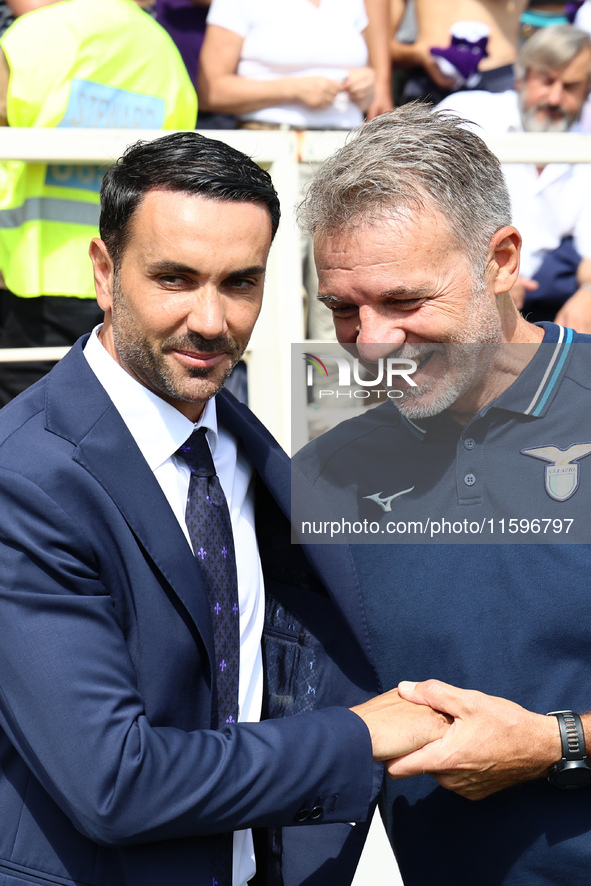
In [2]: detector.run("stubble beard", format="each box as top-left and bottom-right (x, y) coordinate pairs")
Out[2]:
(111, 274), (243, 407)
(396, 284), (503, 420)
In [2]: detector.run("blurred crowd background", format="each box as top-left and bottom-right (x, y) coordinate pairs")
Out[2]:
(0, 0), (590, 405)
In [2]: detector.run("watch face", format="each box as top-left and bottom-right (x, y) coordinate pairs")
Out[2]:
(550, 761), (591, 789)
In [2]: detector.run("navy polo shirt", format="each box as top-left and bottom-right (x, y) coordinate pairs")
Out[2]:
(296, 324), (591, 885)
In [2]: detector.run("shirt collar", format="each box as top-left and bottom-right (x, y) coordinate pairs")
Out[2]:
(485, 322), (574, 418)
(83, 325), (219, 470)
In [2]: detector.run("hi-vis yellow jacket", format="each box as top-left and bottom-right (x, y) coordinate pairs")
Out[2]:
(0, 0), (197, 298)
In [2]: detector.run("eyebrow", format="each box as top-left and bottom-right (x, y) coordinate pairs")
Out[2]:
(146, 261), (267, 277)
(381, 285), (434, 299)
(317, 285), (433, 304)
(226, 265), (267, 277)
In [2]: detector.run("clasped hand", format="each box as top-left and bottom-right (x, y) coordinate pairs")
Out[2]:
(353, 679), (562, 800)
(385, 680), (562, 800)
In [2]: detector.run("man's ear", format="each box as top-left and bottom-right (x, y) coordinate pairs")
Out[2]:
(488, 226), (521, 295)
(89, 238), (115, 312)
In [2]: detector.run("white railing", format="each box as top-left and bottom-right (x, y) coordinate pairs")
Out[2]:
(1, 128), (590, 451)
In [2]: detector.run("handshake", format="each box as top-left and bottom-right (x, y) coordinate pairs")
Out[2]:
(351, 680), (563, 800)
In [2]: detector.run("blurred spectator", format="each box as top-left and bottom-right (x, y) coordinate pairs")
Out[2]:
(155, 0), (209, 81)
(521, 2), (584, 41)
(0, 0), (57, 37)
(391, 0), (528, 104)
(197, 0), (377, 130)
(154, 0), (236, 128)
(0, 2), (12, 35)
(575, 0), (591, 29)
(364, 0), (395, 118)
(0, 0), (197, 405)
(438, 25), (591, 331)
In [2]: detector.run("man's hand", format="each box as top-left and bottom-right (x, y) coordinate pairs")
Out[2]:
(554, 287), (591, 333)
(351, 688), (451, 761)
(386, 680), (561, 800)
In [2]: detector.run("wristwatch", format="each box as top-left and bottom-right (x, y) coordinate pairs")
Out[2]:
(546, 710), (591, 789)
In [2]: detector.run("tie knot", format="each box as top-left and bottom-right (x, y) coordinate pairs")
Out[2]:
(176, 427), (216, 477)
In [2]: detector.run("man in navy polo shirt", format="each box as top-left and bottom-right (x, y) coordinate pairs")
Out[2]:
(296, 103), (591, 885)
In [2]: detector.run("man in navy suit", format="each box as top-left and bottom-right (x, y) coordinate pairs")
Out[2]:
(0, 131), (448, 886)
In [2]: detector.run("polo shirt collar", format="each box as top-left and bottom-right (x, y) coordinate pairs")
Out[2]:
(486, 322), (574, 418)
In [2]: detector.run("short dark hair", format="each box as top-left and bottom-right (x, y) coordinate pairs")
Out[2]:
(99, 131), (281, 267)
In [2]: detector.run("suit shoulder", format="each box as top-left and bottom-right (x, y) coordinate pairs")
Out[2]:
(0, 378), (47, 447)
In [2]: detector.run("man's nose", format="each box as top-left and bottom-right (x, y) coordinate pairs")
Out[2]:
(355, 304), (406, 361)
(547, 79), (564, 107)
(187, 287), (227, 338)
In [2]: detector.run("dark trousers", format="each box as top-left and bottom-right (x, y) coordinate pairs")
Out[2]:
(0, 289), (104, 406)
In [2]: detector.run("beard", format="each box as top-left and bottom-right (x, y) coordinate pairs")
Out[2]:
(111, 274), (243, 408)
(393, 286), (503, 420)
(518, 94), (578, 133)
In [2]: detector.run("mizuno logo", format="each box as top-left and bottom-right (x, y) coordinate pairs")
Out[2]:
(363, 487), (415, 512)
(521, 442), (591, 501)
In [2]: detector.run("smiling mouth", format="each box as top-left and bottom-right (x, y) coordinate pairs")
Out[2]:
(173, 349), (228, 369)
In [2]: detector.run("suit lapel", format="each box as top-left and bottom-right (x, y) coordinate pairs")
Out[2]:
(44, 341), (216, 663)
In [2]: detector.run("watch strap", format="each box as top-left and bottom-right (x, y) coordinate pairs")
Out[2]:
(547, 710), (587, 761)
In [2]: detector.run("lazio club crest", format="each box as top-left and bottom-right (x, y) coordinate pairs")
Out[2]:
(521, 443), (591, 502)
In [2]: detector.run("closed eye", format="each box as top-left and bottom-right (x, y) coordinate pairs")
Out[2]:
(318, 297), (357, 316)
(387, 297), (424, 311)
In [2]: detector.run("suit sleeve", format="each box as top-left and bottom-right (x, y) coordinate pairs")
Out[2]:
(0, 468), (379, 846)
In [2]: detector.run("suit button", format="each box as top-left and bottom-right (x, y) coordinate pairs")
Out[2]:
(310, 806), (324, 821)
(294, 808), (310, 822)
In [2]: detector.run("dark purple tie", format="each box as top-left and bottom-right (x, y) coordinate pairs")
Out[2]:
(176, 427), (239, 886)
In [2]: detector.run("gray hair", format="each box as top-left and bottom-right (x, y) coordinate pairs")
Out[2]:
(515, 24), (591, 83)
(298, 103), (511, 280)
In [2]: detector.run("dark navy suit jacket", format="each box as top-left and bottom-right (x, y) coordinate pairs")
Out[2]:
(0, 339), (381, 886)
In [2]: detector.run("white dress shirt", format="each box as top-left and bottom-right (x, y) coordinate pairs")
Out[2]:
(437, 89), (591, 278)
(84, 328), (263, 886)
